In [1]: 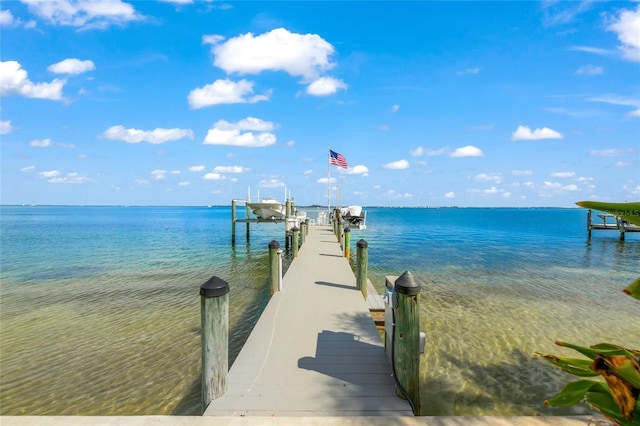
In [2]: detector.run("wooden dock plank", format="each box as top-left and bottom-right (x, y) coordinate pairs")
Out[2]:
(204, 225), (412, 417)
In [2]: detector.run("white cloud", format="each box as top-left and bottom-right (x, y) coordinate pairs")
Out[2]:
(260, 178), (285, 188)
(383, 159), (410, 170)
(317, 177), (337, 184)
(0, 61), (66, 100)
(212, 165), (247, 173)
(102, 125), (193, 144)
(48, 58), (95, 74)
(347, 165), (369, 176)
(39, 170), (60, 178)
(551, 171), (576, 178)
(607, 4), (640, 62)
(215, 117), (275, 131)
(188, 78), (269, 108)
(188, 165), (206, 172)
(1, 10), (14, 26)
(178, 181), (190, 186)
(392, 105), (400, 112)
(203, 117), (277, 147)
(444, 191), (455, 199)
(305, 76), (347, 96)
(1, 120), (14, 134)
(574, 64), (603, 75)
(512, 170), (534, 176)
(614, 161), (633, 168)
(483, 186), (500, 195)
(627, 109), (640, 117)
(47, 172), (94, 184)
(30, 138), (51, 147)
(21, 165), (36, 172)
(151, 169), (167, 180)
(569, 46), (614, 57)
(539, 181), (579, 196)
(511, 125), (563, 140)
(590, 148), (631, 157)
(450, 145), (483, 157)
(21, 0), (143, 29)
(588, 94), (640, 114)
(475, 173), (503, 183)
(203, 173), (225, 180)
(410, 146), (449, 157)
(159, 0), (193, 4)
(207, 28), (336, 81)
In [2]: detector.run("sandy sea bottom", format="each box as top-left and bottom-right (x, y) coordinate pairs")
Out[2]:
(1, 207), (639, 416)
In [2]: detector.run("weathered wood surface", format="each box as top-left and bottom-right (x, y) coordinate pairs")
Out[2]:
(204, 225), (412, 417)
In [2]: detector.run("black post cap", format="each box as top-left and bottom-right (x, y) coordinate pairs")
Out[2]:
(292, 227), (299, 232)
(269, 240), (280, 249)
(200, 276), (230, 298)
(394, 271), (420, 296)
(344, 227), (351, 233)
(357, 239), (368, 248)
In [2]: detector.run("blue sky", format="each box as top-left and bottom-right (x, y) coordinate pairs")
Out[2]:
(1, 0), (639, 207)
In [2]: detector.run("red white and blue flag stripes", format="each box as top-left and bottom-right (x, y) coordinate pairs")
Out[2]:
(329, 149), (348, 169)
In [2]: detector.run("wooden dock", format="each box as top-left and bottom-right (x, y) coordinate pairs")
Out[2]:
(587, 210), (640, 240)
(203, 225), (412, 417)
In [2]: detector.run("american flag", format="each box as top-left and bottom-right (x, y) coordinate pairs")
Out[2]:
(329, 149), (348, 169)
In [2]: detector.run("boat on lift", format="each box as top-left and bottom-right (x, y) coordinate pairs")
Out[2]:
(247, 198), (286, 220)
(339, 205), (367, 229)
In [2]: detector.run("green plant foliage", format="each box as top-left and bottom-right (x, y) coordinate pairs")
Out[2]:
(624, 278), (640, 301)
(535, 341), (640, 425)
(537, 201), (640, 425)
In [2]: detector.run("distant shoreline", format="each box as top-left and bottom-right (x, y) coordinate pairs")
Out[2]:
(1, 204), (582, 209)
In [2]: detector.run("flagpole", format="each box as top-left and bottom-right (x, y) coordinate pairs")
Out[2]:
(327, 148), (331, 218)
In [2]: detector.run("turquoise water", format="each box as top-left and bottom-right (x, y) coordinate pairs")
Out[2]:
(1, 206), (638, 416)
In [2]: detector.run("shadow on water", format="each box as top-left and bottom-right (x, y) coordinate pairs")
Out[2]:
(422, 348), (591, 416)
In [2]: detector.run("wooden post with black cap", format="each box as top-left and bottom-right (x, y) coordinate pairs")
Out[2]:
(200, 276), (230, 413)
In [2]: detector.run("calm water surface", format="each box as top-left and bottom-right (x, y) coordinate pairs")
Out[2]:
(1, 206), (638, 416)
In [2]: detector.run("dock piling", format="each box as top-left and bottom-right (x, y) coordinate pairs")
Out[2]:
(301, 221), (307, 245)
(393, 271), (421, 415)
(356, 239), (368, 298)
(292, 227), (300, 257)
(269, 240), (280, 295)
(200, 276), (230, 413)
(344, 227), (351, 259)
(231, 200), (236, 244)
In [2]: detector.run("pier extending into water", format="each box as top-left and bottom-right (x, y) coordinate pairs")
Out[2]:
(202, 223), (416, 416)
(586, 209), (640, 240)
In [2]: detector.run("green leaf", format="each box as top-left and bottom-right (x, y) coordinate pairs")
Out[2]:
(624, 277), (640, 301)
(591, 343), (639, 358)
(607, 358), (640, 389)
(585, 389), (639, 426)
(555, 341), (602, 360)
(545, 380), (603, 407)
(556, 341), (639, 360)
(534, 352), (600, 377)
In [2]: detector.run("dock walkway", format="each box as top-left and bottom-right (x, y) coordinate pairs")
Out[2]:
(204, 225), (412, 417)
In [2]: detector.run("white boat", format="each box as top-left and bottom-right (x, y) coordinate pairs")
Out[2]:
(247, 198), (286, 220)
(339, 205), (366, 229)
